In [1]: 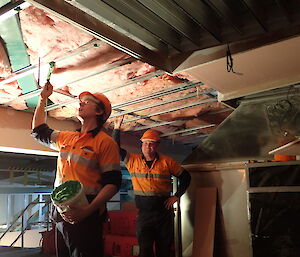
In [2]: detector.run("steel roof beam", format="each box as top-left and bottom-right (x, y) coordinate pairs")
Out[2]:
(67, 0), (169, 52)
(26, 0), (170, 71)
(241, 0), (268, 32)
(275, 0), (293, 23)
(100, 0), (183, 52)
(136, 0), (204, 47)
(205, 0), (243, 35)
(173, 0), (222, 43)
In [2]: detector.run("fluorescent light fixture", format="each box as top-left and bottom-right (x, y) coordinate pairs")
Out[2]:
(0, 0), (31, 23)
(0, 146), (59, 157)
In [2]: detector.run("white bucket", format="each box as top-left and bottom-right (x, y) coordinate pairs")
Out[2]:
(51, 181), (89, 213)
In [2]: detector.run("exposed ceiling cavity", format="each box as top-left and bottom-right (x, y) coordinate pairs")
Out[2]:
(0, 0), (300, 149)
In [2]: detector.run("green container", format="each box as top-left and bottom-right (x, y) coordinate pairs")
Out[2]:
(51, 180), (88, 213)
(51, 180), (81, 203)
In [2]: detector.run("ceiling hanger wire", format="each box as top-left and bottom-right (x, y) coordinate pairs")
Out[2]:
(226, 45), (243, 75)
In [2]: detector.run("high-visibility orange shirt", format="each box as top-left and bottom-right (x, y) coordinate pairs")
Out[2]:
(52, 130), (120, 195)
(125, 153), (183, 196)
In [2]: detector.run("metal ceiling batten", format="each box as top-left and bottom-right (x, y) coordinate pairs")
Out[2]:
(0, 39), (103, 87)
(45, 70), (166, 111)
(4, 56), (136, 106)
(112, 82), (206, 110)
(111, 92), (204, 118)
(180, 130), (208, 137)
(55, 56), (136, 87)
(131, 120), (184, 132)
(161, 124), (215, 137)
(54, 39), (104, 63)
(123, 98), (217, 123)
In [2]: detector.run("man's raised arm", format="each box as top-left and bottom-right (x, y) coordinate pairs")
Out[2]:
(32, 81), (53, 129)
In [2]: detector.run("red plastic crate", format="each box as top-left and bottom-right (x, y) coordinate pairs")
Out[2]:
(107, 211), (137, 236)
(104, 235), (139, 257)
(103, 218), (110, 235)
(40, 229), (56, 255)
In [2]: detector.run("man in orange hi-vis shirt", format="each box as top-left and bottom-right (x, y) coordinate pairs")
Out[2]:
(113, 117), (191, 257)
(31, 81), (121, 257)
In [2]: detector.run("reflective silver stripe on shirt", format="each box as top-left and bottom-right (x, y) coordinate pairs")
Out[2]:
(60, 151), (99, 170)
(102, 163), (121, 173)
(134, 190), (170, 196)
(131, 173), (171, 179)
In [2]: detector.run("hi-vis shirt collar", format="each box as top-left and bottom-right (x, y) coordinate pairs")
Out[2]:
(76, 126), (102, 138)
(142, 153), (159, 161)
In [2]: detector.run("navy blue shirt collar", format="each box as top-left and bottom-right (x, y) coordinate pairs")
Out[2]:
(76, 126), (101, 138)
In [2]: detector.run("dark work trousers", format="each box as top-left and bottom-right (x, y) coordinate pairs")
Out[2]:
(137, 208), (174, 257)
(51, 195), (106, 257)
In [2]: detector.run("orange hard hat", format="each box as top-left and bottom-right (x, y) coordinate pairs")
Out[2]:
(79, 91), (112, 121)
(141, 129), (160, 142)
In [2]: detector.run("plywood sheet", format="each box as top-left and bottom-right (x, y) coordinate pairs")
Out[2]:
(192, 187), (217, 257)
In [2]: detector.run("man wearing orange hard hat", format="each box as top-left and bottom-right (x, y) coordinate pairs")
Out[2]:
(31, 81), (121, 257)
(113, 117), (191, 257)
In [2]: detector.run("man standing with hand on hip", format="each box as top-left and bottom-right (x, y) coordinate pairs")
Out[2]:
(113, 116), (191, 257)
(31, 81), (121, 257)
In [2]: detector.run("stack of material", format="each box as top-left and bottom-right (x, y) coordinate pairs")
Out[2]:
(104, 211), (139, 257)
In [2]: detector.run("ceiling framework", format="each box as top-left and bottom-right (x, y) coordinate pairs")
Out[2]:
(3, 56), (137, 106)
(0, 39), (104, 87)
(0, 0), (299, 150)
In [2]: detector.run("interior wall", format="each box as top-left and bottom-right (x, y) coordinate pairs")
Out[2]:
(0, 107), (78, 155)
(182, 163), (251, 257)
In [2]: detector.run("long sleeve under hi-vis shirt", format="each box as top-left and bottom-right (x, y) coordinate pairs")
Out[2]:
(32, 123), (122, 195)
